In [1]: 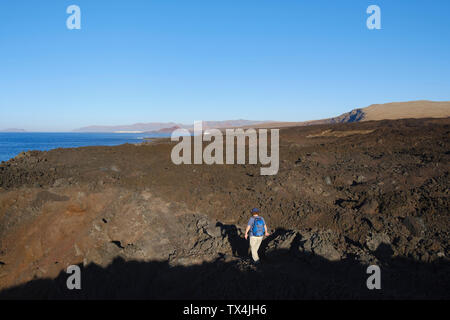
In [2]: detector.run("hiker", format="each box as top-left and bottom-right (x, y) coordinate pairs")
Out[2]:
(244, 208), (269, 264)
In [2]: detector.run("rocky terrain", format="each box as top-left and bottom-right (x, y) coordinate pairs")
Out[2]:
(0, 117), (449, 299)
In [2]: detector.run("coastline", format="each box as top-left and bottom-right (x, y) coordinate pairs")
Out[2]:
(0, 132), (170, 163)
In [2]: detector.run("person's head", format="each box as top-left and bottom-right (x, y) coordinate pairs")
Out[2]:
(251, 208), (260, 216)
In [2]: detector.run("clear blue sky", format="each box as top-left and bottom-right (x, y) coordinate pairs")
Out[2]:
(1, 0), (449, 131)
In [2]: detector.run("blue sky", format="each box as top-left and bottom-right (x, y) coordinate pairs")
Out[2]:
(0, 0), (449, 131)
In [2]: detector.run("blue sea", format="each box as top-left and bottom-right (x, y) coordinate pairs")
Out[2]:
(0, 132), (170, 162)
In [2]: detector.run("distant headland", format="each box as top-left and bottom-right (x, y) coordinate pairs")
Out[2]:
(0, 128), (26, 132)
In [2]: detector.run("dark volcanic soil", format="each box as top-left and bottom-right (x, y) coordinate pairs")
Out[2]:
(0, 118), (449, 299)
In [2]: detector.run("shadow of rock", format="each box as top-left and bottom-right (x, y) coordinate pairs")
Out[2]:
(1, 243), (448, 300)
(216, 222), (248, 258)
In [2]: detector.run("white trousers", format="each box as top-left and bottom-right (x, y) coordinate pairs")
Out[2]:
(249, 236), (263, 261)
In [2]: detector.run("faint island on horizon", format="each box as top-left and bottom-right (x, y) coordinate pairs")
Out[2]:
(0, 128), (26, 133)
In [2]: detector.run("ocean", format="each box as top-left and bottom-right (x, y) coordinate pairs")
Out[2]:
(0, 132), (170, 162)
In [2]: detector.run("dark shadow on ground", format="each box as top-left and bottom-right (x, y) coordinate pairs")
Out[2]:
(1, 228), (449, 300)
(216, 222), (249, 258)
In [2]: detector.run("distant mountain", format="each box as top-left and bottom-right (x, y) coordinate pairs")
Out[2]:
(73, 122), (181, 133)
(315, 100), (450, 124)
(200, 120), (270, 129)
(74, 120), (271, 133)
(144, 126), (182, 134)
(244, 100), (450, 129)
(73, 101), (450, 132)
(0, 128), (26, 132)
(348, 100), (450, 121)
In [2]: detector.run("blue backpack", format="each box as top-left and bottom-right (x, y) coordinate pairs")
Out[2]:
(252, 217), (265, 236)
